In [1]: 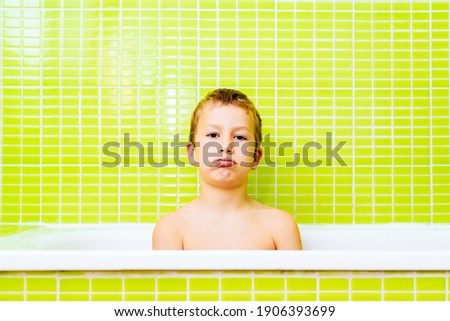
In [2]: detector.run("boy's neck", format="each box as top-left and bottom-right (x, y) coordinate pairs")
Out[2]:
(196, 184), (252, 214)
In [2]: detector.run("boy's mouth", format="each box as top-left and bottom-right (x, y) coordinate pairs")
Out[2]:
(214, 158), (236, 167)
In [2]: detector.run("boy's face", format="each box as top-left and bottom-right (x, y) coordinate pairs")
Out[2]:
(187, 103), (262, 188)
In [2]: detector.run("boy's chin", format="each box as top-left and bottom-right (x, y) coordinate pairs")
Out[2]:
(205, 179), (246, 189)
(201, 170), (248, 185)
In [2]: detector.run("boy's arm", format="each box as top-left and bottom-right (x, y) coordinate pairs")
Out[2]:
(271, 210), (303, 250)
(152, 215), (183, 250)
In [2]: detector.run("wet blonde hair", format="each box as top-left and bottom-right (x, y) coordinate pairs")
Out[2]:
(189, 88), (262, 148)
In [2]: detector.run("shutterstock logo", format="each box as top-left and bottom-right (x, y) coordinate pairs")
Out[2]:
(102, 132), (347, 168)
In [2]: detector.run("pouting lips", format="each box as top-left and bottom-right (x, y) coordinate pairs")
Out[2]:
(215, 158), (235, 167)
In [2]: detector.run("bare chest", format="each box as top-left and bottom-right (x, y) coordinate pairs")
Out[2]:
(180, 219), (275, 250)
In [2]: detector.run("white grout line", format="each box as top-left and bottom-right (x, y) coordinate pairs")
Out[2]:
(409, 0), (414, 223)
(195, 0), (200, 198)
(351, 1), (355, 224)
(428, 0), (434, 223)
(186, 274), (190, 301)
(19, 5), (23, 223)
(98, 0), (104, 224)
(155, 274), (158, 301)
(312, 1), (316, 223)
(39, 1), (43, 223)
(58, 0), (63, 224)
(315, 271), (320, 301)
(254, 1), (259, 202)
(371, 2), (375, 224)
(235, 0), (238, 89)
(117, 0), (123, 223)
(78, 0), (83, 224)
(332, 2), (336, 223)
(251, 270), (255, 300)
(274, 0), (279, 211)
(156, 0), (162, 220)
(121, 276), (125, 301)
(0, 0), (3, 224)
(216, 0), (219, 89)
(24, 273), (27, 301)
(219, 271), (222, 301)
(176, 0), (181, 210)
(56, 272), (60, 301)
(446, 271), (449, 301)
(137, 0), (142, 222)
(390, 1), (394, 223)
(88, 272), (92, 301)
(348, 271), (352, 301)
(293, 1), (297, 221)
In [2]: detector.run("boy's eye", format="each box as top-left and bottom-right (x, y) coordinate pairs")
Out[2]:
(206, 133), (247, 140)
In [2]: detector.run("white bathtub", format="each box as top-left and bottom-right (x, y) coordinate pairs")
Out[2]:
(0, 224), (449, 271)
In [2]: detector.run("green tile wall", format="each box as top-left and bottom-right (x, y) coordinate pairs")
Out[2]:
(0, 271), (449, 301)
(1, 0), (448, 224)
(1, 0), (450, 302)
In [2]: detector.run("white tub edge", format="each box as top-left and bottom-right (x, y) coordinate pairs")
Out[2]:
(1, 223), (450, 271)
(0, 250), (449, 271)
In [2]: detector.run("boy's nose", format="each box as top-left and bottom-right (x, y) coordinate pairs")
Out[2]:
(219, 137), (234, 153)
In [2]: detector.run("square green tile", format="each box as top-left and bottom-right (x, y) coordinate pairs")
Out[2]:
(124, 294), (156, 301)
(287, 293), (317, 301)
(416, 277), (446, 291)
(157, 294), (187, 301)
(0, 294), (24, 301)
(384, 278), (414, 291)
(125, 278), (155, 292)
(254, 278), (284, 291)
(60, 278), (90, 292)
(351, 293), (382, 301)
(320, 279), (349, 291)
(189, 278), (219, 292)
(92, 294), (123, 301)
(0, 278), (24, 292)
(190, 294), (220, 301)
(384, 293), (415, 301)
(287, 278), (316, 291)
(222, 293), (252, 301)
(352, 278), (382, 291)
(26, 294), (57, 301)
(222, 278), (252, 292)
(157, 278), (187, 292)
(417, 293), (446, 301)
(92, 278), (122, 292)
(26, 278), (57, 292)
(60, 294), (90, 301)
(255, 293), (285, 301)
(319, 293), (349, 301)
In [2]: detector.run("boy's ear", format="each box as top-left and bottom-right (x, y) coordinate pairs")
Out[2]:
(251, 147), (263, 170)
(186, 142), (199, 167)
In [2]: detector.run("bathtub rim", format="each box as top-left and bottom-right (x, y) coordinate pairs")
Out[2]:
(0, 250), (449, 271)
(1, 223), (450, 271)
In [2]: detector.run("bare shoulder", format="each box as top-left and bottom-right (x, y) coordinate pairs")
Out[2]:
(257, 206), (303, 250)
(155, 210), (182, 227)
(152, 209), (185, 250)
(258, 207), (296, 228)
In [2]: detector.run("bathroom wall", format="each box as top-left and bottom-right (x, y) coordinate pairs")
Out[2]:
(0, 271), (449, 301)
(1, 0), (449, 301)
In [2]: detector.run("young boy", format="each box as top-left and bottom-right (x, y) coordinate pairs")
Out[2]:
(152, 88), (302, 250)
